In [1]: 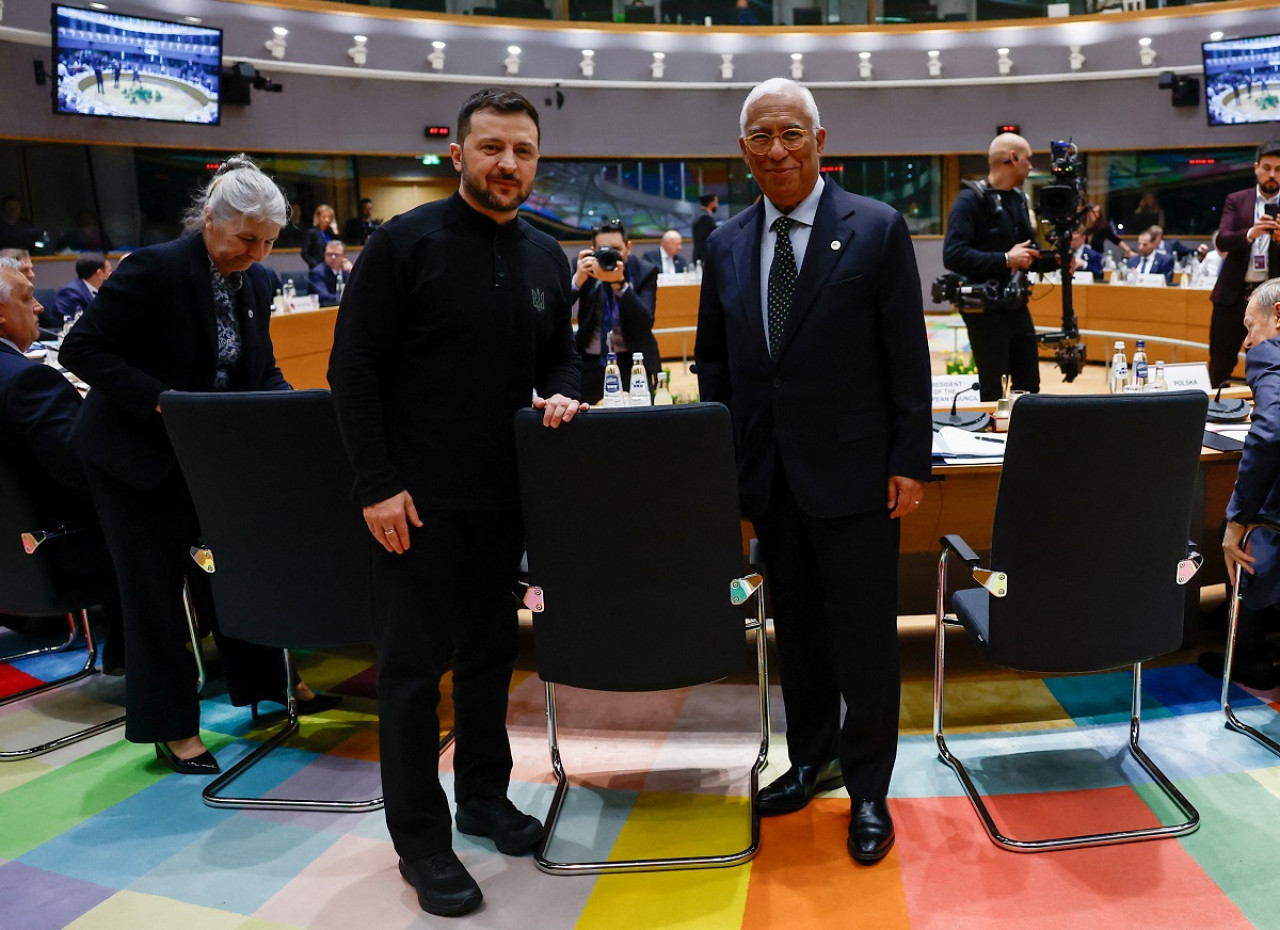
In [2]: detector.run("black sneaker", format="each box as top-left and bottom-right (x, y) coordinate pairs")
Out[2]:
(455, 795), (543, 855)
(398, 851), (482, 917)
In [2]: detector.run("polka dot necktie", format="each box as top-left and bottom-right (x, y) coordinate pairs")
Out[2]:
(768, 216), (797, 357)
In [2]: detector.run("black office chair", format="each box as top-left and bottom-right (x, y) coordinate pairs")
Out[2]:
(514, 404), (769, 874)
(1218, 519), (1280, 757)
(161, 389), (411, 812)
(0, 454), (124, 760)
(280, 270), (310, 296)
(934, 392), (1206, 852)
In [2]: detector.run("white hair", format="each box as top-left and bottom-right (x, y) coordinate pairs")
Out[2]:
(182, 153), (289, 234)
(0, 260), (22, 303)
(1249, 278), (1280, 318)
(739, 78), (821, 137)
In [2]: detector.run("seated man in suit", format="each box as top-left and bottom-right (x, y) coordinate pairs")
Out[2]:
(643, 230), (687, 276)
(0, 262), (122, 672)
(1126, 230), (1175, 284)
(1070, 228), (1103, 281)
(48, 253), (111, 331)
(572, 218), (659, 404)
(308, 240), (353, 305)
(1148, 224), (1193, 262)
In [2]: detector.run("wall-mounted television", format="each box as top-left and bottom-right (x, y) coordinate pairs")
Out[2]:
(1204, 32), (1280, 127)
(52, 4), (222, 125)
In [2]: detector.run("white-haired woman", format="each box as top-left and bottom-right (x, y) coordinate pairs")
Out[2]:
(61, 155), (335, 774)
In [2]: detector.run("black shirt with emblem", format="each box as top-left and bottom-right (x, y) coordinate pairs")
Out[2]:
(328, 192), (581, 511)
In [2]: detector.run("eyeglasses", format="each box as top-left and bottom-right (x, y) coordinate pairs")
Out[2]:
(743, 128), (810, 156)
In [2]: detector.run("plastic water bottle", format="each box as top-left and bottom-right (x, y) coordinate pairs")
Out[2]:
(628, 352), (650, 407)
(1148, 360), (1168, 392)
(1131, 339), (1149, 388)
(334, 271), (345, 303)
(273, 288), (285, 314)
(1109, 341), (1128, 394)
(602, 352), (626, 408)
(282, 278), (296, 311)
(654, 371), (673, 405)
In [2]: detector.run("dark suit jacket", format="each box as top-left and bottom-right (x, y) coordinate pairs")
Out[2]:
(692, 212), (718, 265)
(0, 342), (91, 517)
(642, 248), (686, 274)
(1126, 250), (1175, 284)
(1075, 245), (1104, 279)
(59, 234), (289, 490)
(1229, 337), (1280, 607)
(301, 227), (334, 269)
(47, 278), (94, 329)
(695, 181), (932, 521)
(307, 263), (349, 305)
(574, 253), (660, 376)
(1213, 188), (1280, 307)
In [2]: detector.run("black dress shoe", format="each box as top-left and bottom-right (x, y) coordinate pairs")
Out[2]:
(755, 759), (843, 815)
(251, 692), (343, 721)
(455, 796), (544, 855)
(848, 797), (895, 864)
(399, 851), (483, 917)
(154, 742), (221, 775)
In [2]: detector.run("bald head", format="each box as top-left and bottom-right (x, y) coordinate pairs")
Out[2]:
(988, 133), (1031, 169)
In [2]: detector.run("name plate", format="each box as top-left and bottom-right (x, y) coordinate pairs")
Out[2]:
(1163, 362), (1212, 393)
(931, 374), (981, 409)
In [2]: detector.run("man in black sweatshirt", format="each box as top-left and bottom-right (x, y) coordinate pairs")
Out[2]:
(328, 89), (583, 918)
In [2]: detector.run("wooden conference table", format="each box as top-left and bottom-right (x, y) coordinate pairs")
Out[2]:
(271, 300), (1240, 620)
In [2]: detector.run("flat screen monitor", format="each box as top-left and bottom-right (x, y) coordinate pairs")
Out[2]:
(1203, 32), (1280, 127)
(52, 4), (222, 125)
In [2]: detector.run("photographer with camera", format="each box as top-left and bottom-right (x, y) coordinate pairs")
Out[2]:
(1208, 139), (1280, 387)
(943, 133), (1059, 401)
(572, 217), (659, 403)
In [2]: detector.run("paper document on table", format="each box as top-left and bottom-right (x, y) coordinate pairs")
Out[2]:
(932, 426), (1007, 462)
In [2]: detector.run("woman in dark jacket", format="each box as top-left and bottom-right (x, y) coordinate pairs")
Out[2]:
(300, 203), (340, 269)
(61, 154), (334, 774)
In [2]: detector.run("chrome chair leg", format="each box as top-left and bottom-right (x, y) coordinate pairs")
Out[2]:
(1221, 527), (1280, 756)
(534, 576), (769, 875)
(0, 613), (78, 666)
(182, 579), (205, 693)
(0, 608), (125, 761)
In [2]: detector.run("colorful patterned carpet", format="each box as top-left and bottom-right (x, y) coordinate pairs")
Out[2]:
(2, 620), (1280, 930)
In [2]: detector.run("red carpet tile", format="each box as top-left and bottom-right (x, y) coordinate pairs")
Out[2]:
(0, 664), (43, 701)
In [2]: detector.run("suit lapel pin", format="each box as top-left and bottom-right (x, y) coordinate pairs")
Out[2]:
(830, 240), (841, 250)
(248, 309), (254, 318)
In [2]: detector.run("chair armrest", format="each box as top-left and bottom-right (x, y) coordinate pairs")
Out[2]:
(940, 534), (980, 567)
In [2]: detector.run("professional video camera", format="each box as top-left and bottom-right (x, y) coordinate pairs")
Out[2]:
(1033, 139), (1087, 382)
(931, 272), (1029, 312)
(593, 244), (623, 271)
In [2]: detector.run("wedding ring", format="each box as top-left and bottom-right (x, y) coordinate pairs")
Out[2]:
(384, 528), (396, 535)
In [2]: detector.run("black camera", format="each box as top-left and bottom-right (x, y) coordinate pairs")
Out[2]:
(593, 245), (622, 271)
(1036, 140), (1086, 224)
(932, 272), (1028, 312)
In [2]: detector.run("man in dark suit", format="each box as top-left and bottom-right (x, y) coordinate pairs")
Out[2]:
(1126, 230), (1175, 284)
(307, 240), (352, 305)
(695, 78), (931, 865)
(1210, 139), (1280, 387)
(48, 253), (111, 330)
(0, 263), (122, 669)
(692, 194), (719, 266)
(342, 197), (380, 246)
(642, 230), (687, 275)
(573, 218), (659, 403)
(1071, 228), (1103, 280)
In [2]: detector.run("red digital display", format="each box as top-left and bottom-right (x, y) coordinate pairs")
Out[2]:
(997, 124), (1021, 135)
(1188, 158), (1216, 165)
(819, 165), (844, 173)
(424, 126), (450, 138)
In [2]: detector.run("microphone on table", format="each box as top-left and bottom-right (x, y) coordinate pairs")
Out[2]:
(1207, 379), (1249, 422)
(931, 382), (990, 432)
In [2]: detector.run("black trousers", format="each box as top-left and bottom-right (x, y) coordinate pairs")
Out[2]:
(1210, 295), (1248, 387)
(960, 306), (1041, 402)
(753, 461), (902, 800)
(371, 508), (524, 858)
(84, 462), (284, 743)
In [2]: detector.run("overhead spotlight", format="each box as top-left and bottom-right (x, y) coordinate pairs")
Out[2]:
(348, 35), (368, 67)
(504, 45), (521, 76)
(1068, 44), (1086, 71)
(996, 47), (1012, 76)
(927, 49), (942, 78)
(790, 52), (804, 80)
(265, 26), (288, 60)
(651, 51), (665, 79)
(1209, 31), (1224, 41)
(428, 41), (446, 71)
(1138, 36), (1156, 67)
(719, 53), (733, 80)
(579, 49), (594, 78)
(858, 50), (872, 79)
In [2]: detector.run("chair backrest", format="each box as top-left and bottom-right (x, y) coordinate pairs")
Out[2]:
(160, 389), (372, 649)
(0, 453), (66, 616)
(281, 270), (310, 295)
(515, 404), (745, 692)
(34, 288), (57, 313)
(986, 391), (1207, 672)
